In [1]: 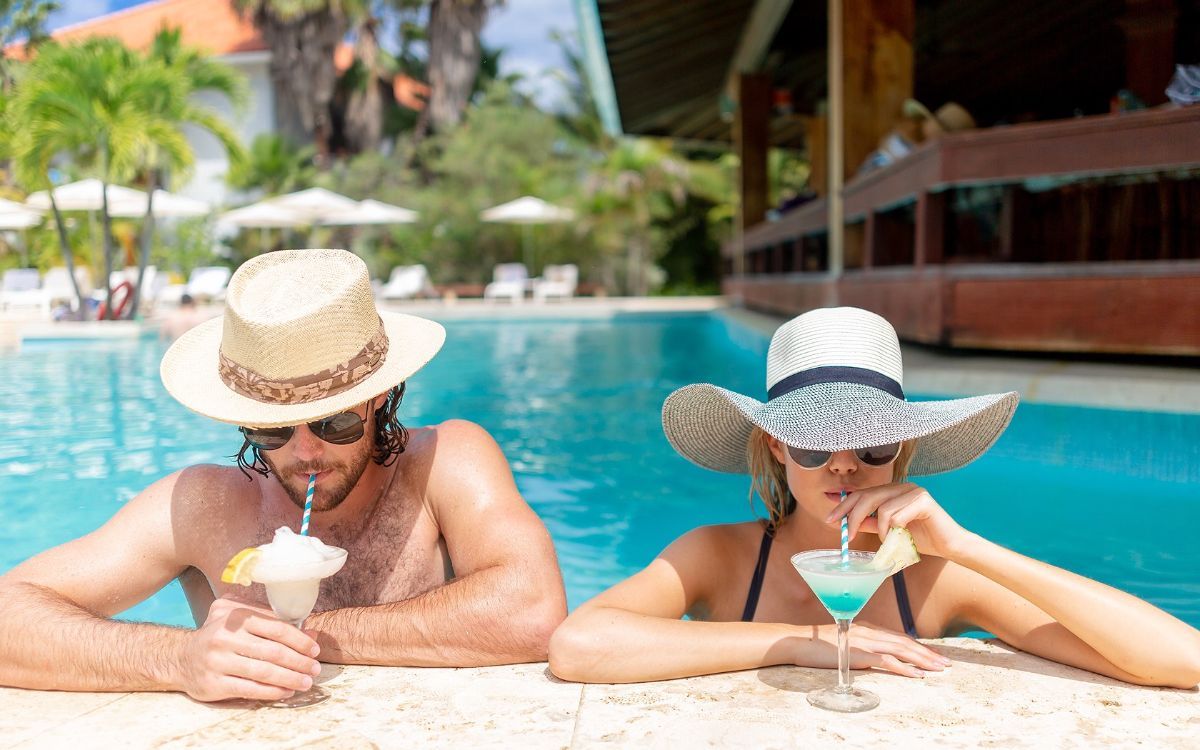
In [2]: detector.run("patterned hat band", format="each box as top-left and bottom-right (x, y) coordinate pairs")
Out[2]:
(218, 320), (389, 405)
(767, 365), (905, 401)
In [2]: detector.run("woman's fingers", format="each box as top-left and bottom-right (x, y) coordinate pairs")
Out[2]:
(845, 493), (889, 540)
(874, 495), (920, 541)
(878, 653), (925, 678)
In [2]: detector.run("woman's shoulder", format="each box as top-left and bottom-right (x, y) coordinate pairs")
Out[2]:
(664, 520), (769, 563)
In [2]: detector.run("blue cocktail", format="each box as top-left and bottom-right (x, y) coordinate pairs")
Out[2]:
(791, 549), (893, 712)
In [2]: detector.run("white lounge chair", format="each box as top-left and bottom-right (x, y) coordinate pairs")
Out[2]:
(532, 264), (578, 302)
(42, 266), (92, 313)
(483, 263), (529, 303)
(379, 264), (435, 301)
(0, 268), (45, 313)
(108, 266), (165, 314)
(185, 266), (231, 302)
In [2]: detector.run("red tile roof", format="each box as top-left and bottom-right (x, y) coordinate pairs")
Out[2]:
(8, 0), (265, 59)
(6, 0), (428, 111)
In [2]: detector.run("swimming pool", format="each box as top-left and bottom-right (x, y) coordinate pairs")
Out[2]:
(1, 312), (1197, 629)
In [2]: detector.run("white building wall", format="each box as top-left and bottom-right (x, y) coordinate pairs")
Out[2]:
(177, 51), (274, 207)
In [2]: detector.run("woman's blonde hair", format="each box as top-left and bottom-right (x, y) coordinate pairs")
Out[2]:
(747, 427), (917, 531)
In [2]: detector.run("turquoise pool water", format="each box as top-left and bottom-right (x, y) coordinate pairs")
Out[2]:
(0, 313), (1197, 630)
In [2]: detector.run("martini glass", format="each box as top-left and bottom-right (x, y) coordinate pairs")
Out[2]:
(252, 548), (347, 708)
(790, 549), (893, 712)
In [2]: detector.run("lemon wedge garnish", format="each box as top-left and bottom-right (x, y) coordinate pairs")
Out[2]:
(220, 547), (261, 586)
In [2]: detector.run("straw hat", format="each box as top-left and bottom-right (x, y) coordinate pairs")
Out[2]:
(902, 99), (976, 135)
(161, 248), (445, 428)
(662, 307), (1018, 476)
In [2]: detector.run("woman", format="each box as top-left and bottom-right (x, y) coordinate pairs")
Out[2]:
(549, 307), (1200, 688)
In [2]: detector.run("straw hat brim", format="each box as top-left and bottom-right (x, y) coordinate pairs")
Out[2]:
(160, 311), (446, 427)
(662, 382), (1018, 476)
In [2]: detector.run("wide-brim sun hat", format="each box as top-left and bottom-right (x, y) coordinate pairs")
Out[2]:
(161, 248), (445, 427)
(662, 307), (1019, 476)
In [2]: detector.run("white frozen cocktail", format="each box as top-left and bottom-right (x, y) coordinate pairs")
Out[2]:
(220, 527), (348, 708)
(221, 527), (348, 626)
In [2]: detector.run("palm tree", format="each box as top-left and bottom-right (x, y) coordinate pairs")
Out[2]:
(0, 0), (58, 89)
(5, 38), (231, 320)
(580, 139), (729, 296)
(235, 0), (367, 163)
(424, 0), (497, 131)
(228, 133), (316, 196)
(128, 28), (247, 318)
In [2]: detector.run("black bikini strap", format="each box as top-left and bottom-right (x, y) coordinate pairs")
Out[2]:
(741, 526), (775, 622)
(893, 569), (918, 638)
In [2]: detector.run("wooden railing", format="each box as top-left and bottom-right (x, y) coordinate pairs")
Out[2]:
(724, 107), (1200, 355)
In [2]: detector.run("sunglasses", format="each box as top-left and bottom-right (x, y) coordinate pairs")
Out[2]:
(786, 442), (901, 469)
(240, 409), (370, 451)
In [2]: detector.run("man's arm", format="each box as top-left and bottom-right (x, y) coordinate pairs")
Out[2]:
(0, 467), (321, 700)
(306, 420), (567, 666)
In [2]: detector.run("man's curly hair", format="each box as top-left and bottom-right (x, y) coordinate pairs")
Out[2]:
(233, 383), (410, 480)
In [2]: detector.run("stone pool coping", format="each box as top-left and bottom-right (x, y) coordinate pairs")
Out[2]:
(1, 638), (1195, 748)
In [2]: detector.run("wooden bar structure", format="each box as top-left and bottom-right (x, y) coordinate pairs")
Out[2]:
(588, 0), (1200, 356)
(726, 106), (1200, 354)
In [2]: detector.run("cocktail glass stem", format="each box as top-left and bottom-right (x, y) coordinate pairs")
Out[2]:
(835, 618), (852, 694)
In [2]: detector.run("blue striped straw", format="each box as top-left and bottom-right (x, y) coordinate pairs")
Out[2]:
(300, 473), (316, 536)
(840, 490), (849, 566)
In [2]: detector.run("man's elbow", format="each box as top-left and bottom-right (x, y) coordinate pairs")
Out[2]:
(517, 589), (566, 661)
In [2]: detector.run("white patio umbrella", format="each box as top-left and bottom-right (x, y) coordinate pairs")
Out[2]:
(480, 196), (575, 270)
(263, 187), (361, 224)
(0, 210), (44, 229)
(218, 203), (308, 229)
(108, 189), (212, 219)
(25, 178), (147, 211)
(0, 201), (44, 266)
(318, 199), (418, 226)
(0, 198), (43, 229)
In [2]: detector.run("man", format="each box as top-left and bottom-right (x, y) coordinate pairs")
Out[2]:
(0, 249), (567, 703)
(158, 293), (209, 341)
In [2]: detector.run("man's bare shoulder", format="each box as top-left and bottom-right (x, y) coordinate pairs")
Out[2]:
(163, 464), (262, 506)
(401, 420), (520, 515)
(400, 419), (507, 477)
(134, 465), (260, 532)
(404, 419), (499, 457)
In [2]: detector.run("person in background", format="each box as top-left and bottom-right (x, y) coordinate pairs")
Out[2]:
(158, 293), (208, 341)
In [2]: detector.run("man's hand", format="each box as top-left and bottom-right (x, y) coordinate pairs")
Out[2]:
(173, 597), (322, 702)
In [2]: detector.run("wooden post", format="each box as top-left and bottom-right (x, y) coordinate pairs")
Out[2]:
(863, 211), (877, 269)
(734, 72), (770, 279)
(841, 0), (915, 178)
(802, 115), (827, 198)
(914, 191), (944, 267)
(1118, 0), (1177, 107)
(827, 0), (845, 278)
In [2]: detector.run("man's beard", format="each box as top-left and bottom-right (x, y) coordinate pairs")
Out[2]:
(263, 431), (374, 512)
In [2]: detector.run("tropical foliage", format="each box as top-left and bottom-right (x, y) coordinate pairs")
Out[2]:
(0, 4), (809, 308)
(0, 31), (244, 318)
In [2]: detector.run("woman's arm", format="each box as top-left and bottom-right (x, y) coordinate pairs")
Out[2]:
(946, 533), (1200, 689)
(548, 527), (948, 683)
(832, 483), (1200, 689)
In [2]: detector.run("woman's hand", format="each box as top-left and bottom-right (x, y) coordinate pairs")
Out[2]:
(826, 482), (969, 559)
(798, 622), (952, 678)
